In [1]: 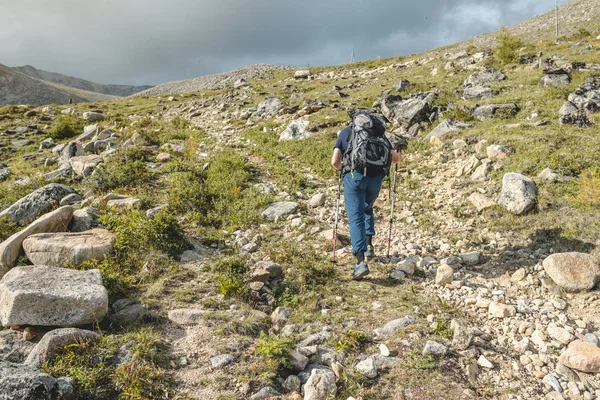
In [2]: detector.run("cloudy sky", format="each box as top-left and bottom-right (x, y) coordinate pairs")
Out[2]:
(0, 0), (569, 86)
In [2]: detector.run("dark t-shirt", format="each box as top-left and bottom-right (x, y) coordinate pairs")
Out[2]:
(334, 126), (392, 177)
(333, 126), (352, 154)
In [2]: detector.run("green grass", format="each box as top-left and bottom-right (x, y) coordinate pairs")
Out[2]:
(47, 114), (87, 140)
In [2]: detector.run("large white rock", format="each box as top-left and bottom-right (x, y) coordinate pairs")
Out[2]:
(22, 229), (115, 268)
(69, 155), (103, 177)
(304, 368), (337, 400)
(261, 202), (298, 220)
(543, 253), (600, 292)
(0, 184), (76, 226)
(83, 111), (105, 122)
(25, 328), (100, 368)
(0, 361), (63, 400)
(0, 206), (74, 277)
(498, 173), (538, 215)
(279, 118), (310, 141)
(0, 266), (108, 327)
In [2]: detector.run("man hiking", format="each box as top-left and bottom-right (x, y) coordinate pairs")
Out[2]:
(331, 110), (402, 280)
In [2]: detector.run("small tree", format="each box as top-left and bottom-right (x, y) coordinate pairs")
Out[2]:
(496, 27), (524, 64)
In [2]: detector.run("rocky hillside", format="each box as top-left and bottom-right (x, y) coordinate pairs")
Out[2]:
(135, 64), (292, 97)
(1, 5), (600, 400)
(13, 65), (153, 97)
(0, 64), (117, 106)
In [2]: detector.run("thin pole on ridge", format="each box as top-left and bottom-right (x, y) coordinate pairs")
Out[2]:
(555, 0), (559, 36)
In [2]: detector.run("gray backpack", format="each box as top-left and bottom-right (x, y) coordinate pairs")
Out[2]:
(344, 112), (392, 176)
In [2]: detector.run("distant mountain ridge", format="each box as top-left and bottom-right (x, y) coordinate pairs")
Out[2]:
(13, 65), (153, 97)
(0, 63), (117, 106)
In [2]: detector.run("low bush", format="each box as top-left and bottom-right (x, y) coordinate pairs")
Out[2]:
(0, 217), (19, 241)
(87, 148), (154, 193)
(47, 115), (86, 140)
(254, 332), (294, 369)
(212, 257), (249, 299)
(496, 27), (524, 64)
(577, 168), (600, 207)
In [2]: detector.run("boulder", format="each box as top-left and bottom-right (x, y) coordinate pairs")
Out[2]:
(304, 368), (337, 400)
(0, 206), (74, 277)
(25, 328), (100, 368)
(537, 168), (569, 184)
(498, 173), (538, 215)
(0, 165), (11, 182)
(540, 74), (571, 87)
(559, 341), (600, 373)
(435, 264), (454, 286)
(463, 86), (498, 99)
(167, 308), (210, 325)
(423, 340), (448, 357)
(59, 141), (84, 168)
(373, 316), (417, 340)
(0, 361), (62, 400)
(69, 155), (103, 177)
(394, 79), (410, 91)
(473, 103), (519, 120)
(22, 229), (115, 268)
(279, 118), (310, 141)
(381, 95), (433, 128)
(76, 124), (101, 142)
(68, 207), (98, 232)
(464, 69), (505, 87)
(261, 202), (298, 220)
(0, 329), (36, 363)
(294, 70), (311, 79)
(309, 193), (326, 208)
(542, 253), (600, 292)
(0, 184), (77, 226)
(0, 265), (108, 327)
(255, 97), (283, 118)
(559, 101), (592, 126)
(468, 192), (495, 212)
(425, 119), (472, 141)
(106, 197), (142, 210)
(108, 300), (149, 328)
(486, 145), (515, 161)
(83, 112), (105, 122)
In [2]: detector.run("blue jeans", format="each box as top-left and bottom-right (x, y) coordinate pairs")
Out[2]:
(343, 172), (384, 255)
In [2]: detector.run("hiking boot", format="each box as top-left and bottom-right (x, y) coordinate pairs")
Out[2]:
(351, 262), (370, 281)
(365, 245), (375, 259)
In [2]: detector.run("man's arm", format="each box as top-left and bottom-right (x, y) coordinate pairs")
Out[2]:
(391, 149), (401, 163)
(331, 148), (343, 170)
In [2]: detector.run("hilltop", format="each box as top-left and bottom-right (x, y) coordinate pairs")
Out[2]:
(1, 1), (600, 400)
(13, 65), (153, 97)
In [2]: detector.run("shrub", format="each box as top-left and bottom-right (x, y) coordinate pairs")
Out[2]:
(0, 217), (19, 242)
(87, 148), (153, 193)
(254, 333), (294, 369)
(577, 168), (600, 207)
(42, 328), (174, 400)
(212, 257), (249, 299)
(574, 27), (592, 39)
(496, 27), (524, 64)
(336, 330), (369, 352)
(47, 115), (86, 140)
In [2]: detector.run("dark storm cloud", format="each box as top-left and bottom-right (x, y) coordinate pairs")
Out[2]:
(0, 0), (569, 86)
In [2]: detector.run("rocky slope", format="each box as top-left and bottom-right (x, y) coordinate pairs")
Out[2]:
(1, 3), (600, 400)
(0, 64), (117, 106)
(13, 65), (153, 97)
(135, 64), (292, 97)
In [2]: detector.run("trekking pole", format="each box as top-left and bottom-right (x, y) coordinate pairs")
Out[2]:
(387, 162), (398, 259)
(332, 168), (343, 263)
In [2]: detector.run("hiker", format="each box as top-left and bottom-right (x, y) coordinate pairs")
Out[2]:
(331, 111), (402, 280)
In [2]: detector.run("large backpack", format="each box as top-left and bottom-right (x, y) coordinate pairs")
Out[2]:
(344, 111), (392, 176)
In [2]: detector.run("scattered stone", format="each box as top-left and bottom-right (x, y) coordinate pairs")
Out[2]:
(464, 69), (505, 87)
(435, 264), (454, 286)
(0, 266), (108, 327)
(486, 145), (515, 161)
(477, 355), (494, 369)
(255, 97), (283, 118)
(468, 192), (495, 212)
(584, 333), (599, 347)
(283, 375), (301, 393)
(298, 331), (332, 348)
(473, 103), (519, 120)
(0, 183), (77, 226)
(459, 252), (481, 266)
(271, 307), (293, 325)
(304, 368), (337, 400)
(542, 253), (600, 292)
(157, 153), (172, 162)
(309, 193), (326, 208)
(106, 197), (142, 210)
(83, 111), (105, 122)
(290, 350), (309, 371)
(426, 119), (473, 141)
(59, 193), (83, 206)
(394, 79), (410, 91)
(0, 330), (36, 363)
(249, 386), (281, 400)
(451, 320), (474, 351)
(373, 316), (417, 340)
(261, 202), (299, 220)
(423, 340), (448, 357)
(294, 70), (311, 79)
(543, 374), (562, 392)
(488, 302), (516, 318)
(498, 173), (538, 215)
(68, 207), (97, 232)
(356, 357), (378, 378)
(167, 309), (210, 325)
(0, 361), (62, 400)
(538, 168), (570, 183)
(559, 340), (600, 373)
(0, 206), (74, 276)
(69, 155), (103, 177)
(210, 354), (235, 368)
(540, 74), (571, 87)
(463, 86), (498, 99)
(380, 343), (391, 357)
(25, 328), (100, 368)
(22, 229), (115, 268)
(108, 300), (149, 328)
(381, 94), (434, 129)
(279, 118), (310, 141)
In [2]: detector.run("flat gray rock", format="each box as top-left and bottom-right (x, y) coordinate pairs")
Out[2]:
(25, 328), (100, 368)
(0, 330), (36, 363)
(22, 229), (115, 268)
(0, 360), (61, 400)
(304, 368), (337, 400)
(0, 206), (74, 277)
(0, 265), (108, 327)
(498, 173), (538, 215)
(0, 184), (77, 226)
(261, 202), (298, 220)
(373, 316), (417, 340)
(210, 354), (235, 368)
(279, 118), (310, 141)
